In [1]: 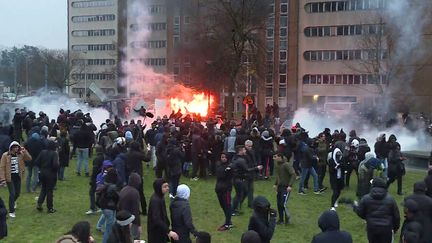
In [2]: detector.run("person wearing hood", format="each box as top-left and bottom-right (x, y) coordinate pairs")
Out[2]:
(71, 123), (94, 176)
(57, 130), (70, 181)
(112, 149), (128, 188)
(353, 177), (400, 243)
(241, 230), (261, 243)
(400, 199), (423, 243)
(387, 141), (405, 195)
(106, 210), (135, 243)
(170, 184), (198, 243)
(24, 132), (45, 192)
(34, 140), (59, 213)
(148, 178), (179, 243)
(273, 153), (296, 225)
(126, 141), (150, 215)
(260, 130), (274, 179)
(311, 210), (352, 243)
(403, 181), (432, 243)
(86, 145), (104, 215)
(374, 133), (389, 180)
(0, 141), (32, 218)
(215, 153), (233, 231)
(248, 195), (276, 243)
(166, 138), (185, 197)
(224, 128), (237, 161)
(118, 173), (142, 240)
(356, 153), (383, 199)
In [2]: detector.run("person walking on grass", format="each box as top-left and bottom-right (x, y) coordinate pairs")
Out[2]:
(118, 173), (142, 240)
(170, 184), (198, 243)
(35, 140), (59, 214)
(23, 132), (45, 192)
(273, 153), (296, 225)
(215, 153), (233, 231)
(0, 141), (32, 218)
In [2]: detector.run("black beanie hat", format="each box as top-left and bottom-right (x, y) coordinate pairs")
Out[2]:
(372, 177), (386, 188)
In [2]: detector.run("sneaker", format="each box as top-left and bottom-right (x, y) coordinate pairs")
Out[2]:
(319, 187), (328, 193)
(330, 207), (336, 211)
(231, 211), (241, 216)
(298, 191), (307, 195)
(169, 194), (175, 199)
(48, 208), (57, 214)
(313, 190), (323, 195)
(86, 209), (97, 215)
(190, 177), (199, 181)
(217, 225), (229, 231)
(96, 209), (102, 213)
(9, 212), (16, 218)
(334, 202), (339, 208)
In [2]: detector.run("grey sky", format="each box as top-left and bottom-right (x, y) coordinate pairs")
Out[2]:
(0, 0), (67, 50)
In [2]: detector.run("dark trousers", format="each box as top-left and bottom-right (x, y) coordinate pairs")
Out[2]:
(293, 160), (300, 176)
(330, 174), (344, 208)
(37, 173), (56, 210)
(6, 174), (21, 213)
(191, 156), (207, 178)
(261, 155), (274, 177)
(169, 174), (181, 196)
(232, 179), (247, 212)
(138, 180), (147, 215)
(387, 175), (402, 194)
(317, 164), (327, 189)
(216, 191), (232, 225)
(345, 163), (358, 187)
(246, 179), (254, 208)
(367, 228), (393, 243)
(276, 186), (290, 222)
(89, 183), (97, 211)
(155, 160), (166, 178)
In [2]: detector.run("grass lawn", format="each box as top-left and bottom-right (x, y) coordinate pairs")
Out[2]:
(0, 158), (428, 243)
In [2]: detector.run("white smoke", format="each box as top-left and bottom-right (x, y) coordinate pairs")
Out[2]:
(292, 108), (431, 152)
(3, 94), (109, 129)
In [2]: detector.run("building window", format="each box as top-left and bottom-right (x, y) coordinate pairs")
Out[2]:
(303, 73), (386, 85)
(280, 16), (288, 27)
(72, 44), (115, 52)
(174, 16), (180, 25)
(279, 88), (286, 97)
(279, 63), (287, 74)
(280, 27), (287, 37)
(279, 74), (286, 84)
(131, 58), (166, 66)
(72, 73), (115, 80)
(149, 5), (164, 14)
(72, 29), (115, 37)
(71, 14), (115, 22)
(267, 28), (274, 38)
(130, 41), (166, 49)
(71, 1), (114, 8)
(304, 49), (387, 61)
(184, 16), (190, 24)
(173, 36), (180, 47)
(281, 3), (288, 14)
(305, 24), (384, 37)
(173, 66), (180, 75)
(266, 87), (273, 97)
(280, 51), (287, 61)
(72, 59), (116, 66)
(304, 0), (386, 13)
(267, 51), (273, 61)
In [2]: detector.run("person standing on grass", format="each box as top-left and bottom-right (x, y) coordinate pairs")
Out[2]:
(35, 140), (59, 213)
(0, 196), (7, 240)
(215, 153), (233, 231)
(86, 146), (104, 215)
(106, 210), (135, 243)
(57, 130), (70, 181)
(23, 132), (45, 192)
(170, 184), (198, 243)
(118, 173), (142, 240)
(96, 169), (119, 243)
(311, 210), (352, 243)
(71, 122), (93, 177)
(273, 153), (296, 225)
(147, 178), (179, 243)
(0, 141), (32, 218)
(353, 177), (400, 243)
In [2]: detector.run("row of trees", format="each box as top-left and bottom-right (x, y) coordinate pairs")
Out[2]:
(0, 45), (68, 94)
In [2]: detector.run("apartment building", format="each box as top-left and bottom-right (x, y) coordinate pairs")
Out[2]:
(67, 0), (125, 99)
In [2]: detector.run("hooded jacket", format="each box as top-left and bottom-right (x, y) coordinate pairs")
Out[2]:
(148, 179), (171, 243)
(425, 170), (432, 198)
(170, 188), (196, 243)
(215, 161), (233, 193)
(404, 182), (432, 243)
(0, 141), (32, 182)
(34, 140), (59, 176)
(224, 129), (237, 153)
(248, 196), (276, 243)
(311, 210), (352, 243)
(274, 157), (296, 187)
(118, 172), (141, 226)
(354, 180), (400, 232)
(24, 133), (45, 167)
(260, 132), (274, 157)
(112, 152), (127, 187)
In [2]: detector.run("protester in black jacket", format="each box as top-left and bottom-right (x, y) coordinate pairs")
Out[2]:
(248, 196), (276, 243)
(311, 210), (352, 243)
(118, 173), (141, 240)
(57, 131), (70, 181)
(86, 145), (104, 215)
(353, 177), (400, 243)
(215, 153), (233, 231)
(126, 141), (150, 215)
(231, 146), (262, 215)
(425, 163), (432, 198)
(387, 142), (405, 195)
(245, 140), (258, 208)
(166, 138), (185, 197)
(71, 123), (94, 176)
(0, 196), (6, 240)
(170, 184), (197, 243)
(403, 181), (432, 243)
(147, 178), (179, 243)
(24, 132), (45, 192)
(400, 199), (423, 243)
(35, 140), (59, 213)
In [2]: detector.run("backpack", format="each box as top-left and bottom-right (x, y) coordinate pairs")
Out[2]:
(96, 183), (118, 209)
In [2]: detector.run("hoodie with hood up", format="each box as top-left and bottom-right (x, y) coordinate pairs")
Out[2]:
(248, 196), (276, 243)
(224, 129), (237, 154)
(354, 178), (400, 232)
(148, 178), (171, 243)
(118, 172), (141, 226)
(170, 185), (197, 243)
(311, 210), (352, 243)
(0, 141), (32, 183)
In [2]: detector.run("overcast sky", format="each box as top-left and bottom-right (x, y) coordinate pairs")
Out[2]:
(0, 0), (67, 50)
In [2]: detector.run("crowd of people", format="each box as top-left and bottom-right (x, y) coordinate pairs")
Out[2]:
(0, 106), (431, 243)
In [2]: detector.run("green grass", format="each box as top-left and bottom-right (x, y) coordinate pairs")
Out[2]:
(0, 158), (428, 243)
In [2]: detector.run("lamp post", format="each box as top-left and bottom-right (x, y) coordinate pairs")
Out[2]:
(83, 51), (87, 102)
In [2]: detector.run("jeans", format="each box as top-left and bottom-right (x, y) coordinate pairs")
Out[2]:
(26, 165), (39, 192)
(7, 174), (21, 213)
(216, 191), (232, 225)
(76, 148), (89, 174)
(299, 167), (318, 192)
(150, 145), (157, 168)
(101, 209), (116, 243)
(37, 173), (56, 210)
(57, 166), (65, 180)
(277, 186), (291, 222)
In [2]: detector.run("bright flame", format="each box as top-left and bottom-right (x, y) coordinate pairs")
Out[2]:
(170, 92), (214, 117)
